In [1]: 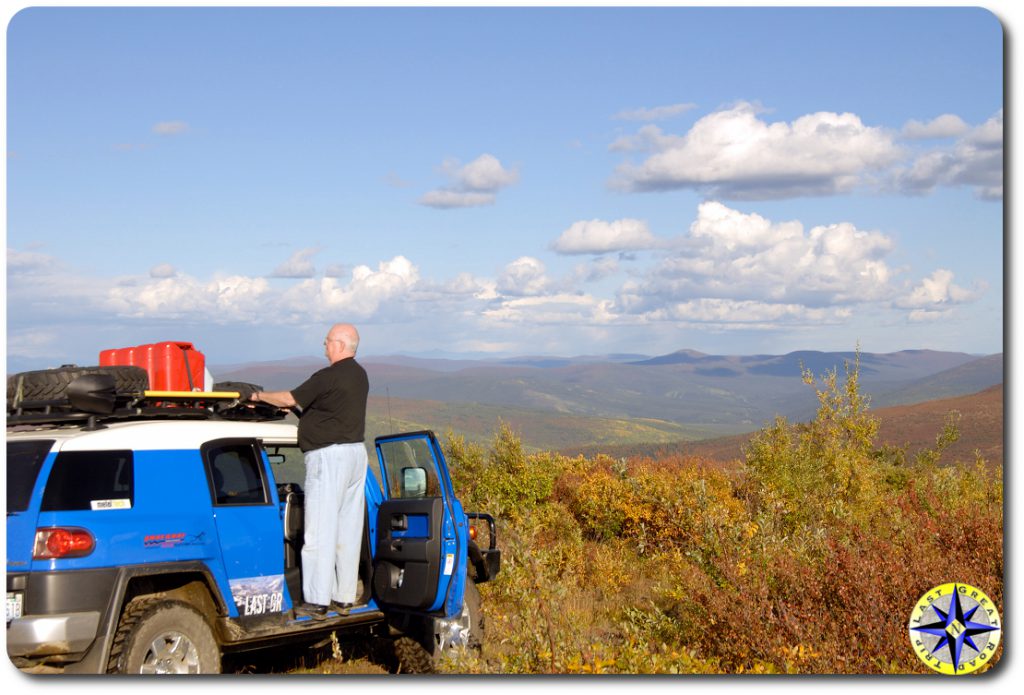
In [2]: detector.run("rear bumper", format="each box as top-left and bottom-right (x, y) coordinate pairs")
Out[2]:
(7, 567), (118, 669)
(7, 611), (101, 658)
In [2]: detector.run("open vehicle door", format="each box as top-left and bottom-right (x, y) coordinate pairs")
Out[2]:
(371, 432), (468, 617)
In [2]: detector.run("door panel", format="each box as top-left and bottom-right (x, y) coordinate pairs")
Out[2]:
(202, 439), (286, 619)
(373, 497), (443, 609)
(372, 432), (462, 614)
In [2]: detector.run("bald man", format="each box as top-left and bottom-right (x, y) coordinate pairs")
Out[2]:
(251, 323), (369, 620)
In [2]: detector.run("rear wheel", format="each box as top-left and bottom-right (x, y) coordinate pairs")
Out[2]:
(394, 579), (483, 673)
(107, 598), (221, 674)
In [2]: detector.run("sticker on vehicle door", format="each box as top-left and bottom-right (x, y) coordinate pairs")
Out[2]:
(229, 575), (285, 616)
(91, 498), (131, 510)
(443, 553), (455, 576)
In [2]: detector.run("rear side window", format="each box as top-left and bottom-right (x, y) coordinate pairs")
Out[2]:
(205, 441), (269, 506)
(41, 450), (134, 512)
(7, 440), (55, 513)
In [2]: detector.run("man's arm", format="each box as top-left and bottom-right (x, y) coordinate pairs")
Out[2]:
(250, 390), (297, 408)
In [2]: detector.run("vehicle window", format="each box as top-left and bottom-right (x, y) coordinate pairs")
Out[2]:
(41, 450), (134, 512)
(263, 444), (305, 487)
(206, 442), (269, 506)
(377, 438), (442, 499)
(7, 440), (55, 513)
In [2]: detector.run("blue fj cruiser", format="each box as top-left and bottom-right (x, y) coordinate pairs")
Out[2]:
(6, 364), (499, 674)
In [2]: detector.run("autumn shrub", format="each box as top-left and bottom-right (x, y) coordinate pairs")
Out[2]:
(742, 355), (886, 547)
(437, 358), (1002, 675)
(444, 422), (560, 522)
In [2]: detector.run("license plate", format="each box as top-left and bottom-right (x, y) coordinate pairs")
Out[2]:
(7, 593), (23, 622)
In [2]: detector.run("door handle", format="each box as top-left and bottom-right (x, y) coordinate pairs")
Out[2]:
(391, 514), (408, 531)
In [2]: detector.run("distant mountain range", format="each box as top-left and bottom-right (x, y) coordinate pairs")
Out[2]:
(212, 348), (1003, 451)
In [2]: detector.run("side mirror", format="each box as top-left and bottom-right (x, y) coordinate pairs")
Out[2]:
(267, 454), (286, 465)
(401, 467), (427, 498)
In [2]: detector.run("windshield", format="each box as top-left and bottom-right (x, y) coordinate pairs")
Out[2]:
(7, 439), (54, 513)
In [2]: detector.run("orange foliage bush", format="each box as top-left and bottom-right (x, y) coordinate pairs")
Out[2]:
(441, 358), (1003, 675)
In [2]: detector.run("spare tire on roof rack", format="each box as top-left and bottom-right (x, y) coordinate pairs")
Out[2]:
(7, 365), (150, 410)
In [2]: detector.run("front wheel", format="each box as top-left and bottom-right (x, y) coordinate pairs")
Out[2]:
(394, 579), (483, 673)
(107, 599), (221, 674)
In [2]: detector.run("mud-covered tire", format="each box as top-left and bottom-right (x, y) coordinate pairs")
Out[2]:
(7, 365), (149, 406)
(107, 598), (221, 674)
(212, 381), (262, 400)
(394, 579), (483, 674)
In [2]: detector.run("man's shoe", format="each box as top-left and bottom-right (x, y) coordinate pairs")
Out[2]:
(329, 601), (354, 616)
(294, 602), (328, 620)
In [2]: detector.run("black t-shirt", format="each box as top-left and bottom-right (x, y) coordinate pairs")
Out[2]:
(289, 357), (369, 452)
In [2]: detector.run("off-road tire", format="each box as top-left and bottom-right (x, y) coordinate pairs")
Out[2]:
(106, 598), (221, 674)
(7, 365), (149, 405)
(394, 579), (483, 674)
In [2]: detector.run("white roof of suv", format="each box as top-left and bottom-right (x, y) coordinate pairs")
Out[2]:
(7, 419), (299, 451)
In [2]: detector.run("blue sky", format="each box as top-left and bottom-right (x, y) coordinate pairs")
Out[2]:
(4, 5), (1006, 370)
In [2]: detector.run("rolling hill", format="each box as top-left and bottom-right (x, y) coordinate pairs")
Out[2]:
(564, 384), (1004, 470)
(212, 348), (1001, 451)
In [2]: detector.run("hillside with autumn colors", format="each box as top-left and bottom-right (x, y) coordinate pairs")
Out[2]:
(564, 383), (1003, 469)
(253, 359), (1002, 676)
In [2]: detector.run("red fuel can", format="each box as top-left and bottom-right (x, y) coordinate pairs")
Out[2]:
(100, 341), (206, 392)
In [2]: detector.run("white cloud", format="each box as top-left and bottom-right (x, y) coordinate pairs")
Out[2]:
(481, 293), (616, 326)
(271, 248), (320, 278)
(618, 201), (899, 317)
(612, 102), (902, 199)
(897, 269), (985, 310)
(613, 103), (696, 121)
(436, 272), (496, 299)
(150, 263), (177, 278)
(8, 247), (59, 273)
(902, 114), (969, 140)
(552, 218), (660, 255)
(453, 153), (520, 191)
(152, 121), (189, 135)
(279, 256), (421, 320)
(651, 298), (851, 328)
(419, 190), (496, 209)
(609, 125), (683, 153)
(6, 202), (990, 358)
(419, 153), (518, 209)
(907, 308), (953, 323)
(496, 256), (554, 297)
(574, 256), (620, 283)
(106, 274), (272, 321)
(895, 110), (1003, 200)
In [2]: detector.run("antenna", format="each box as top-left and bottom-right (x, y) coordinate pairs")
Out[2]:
(386, 386), (394, 433)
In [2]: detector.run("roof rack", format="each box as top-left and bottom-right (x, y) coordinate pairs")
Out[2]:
(6, 390), (287, 428)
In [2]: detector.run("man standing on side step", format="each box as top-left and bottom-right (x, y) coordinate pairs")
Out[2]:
(250, 323), (369, 620)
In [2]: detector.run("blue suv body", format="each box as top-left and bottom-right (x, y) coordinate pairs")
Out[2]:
(7, 380), (499, 674)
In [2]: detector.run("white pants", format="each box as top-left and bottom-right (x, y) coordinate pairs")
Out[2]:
(301, 442), (368, 606)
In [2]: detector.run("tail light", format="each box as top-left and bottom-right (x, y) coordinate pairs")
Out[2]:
(33, 527), (95, 559)
(468, 524), (478, 541)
